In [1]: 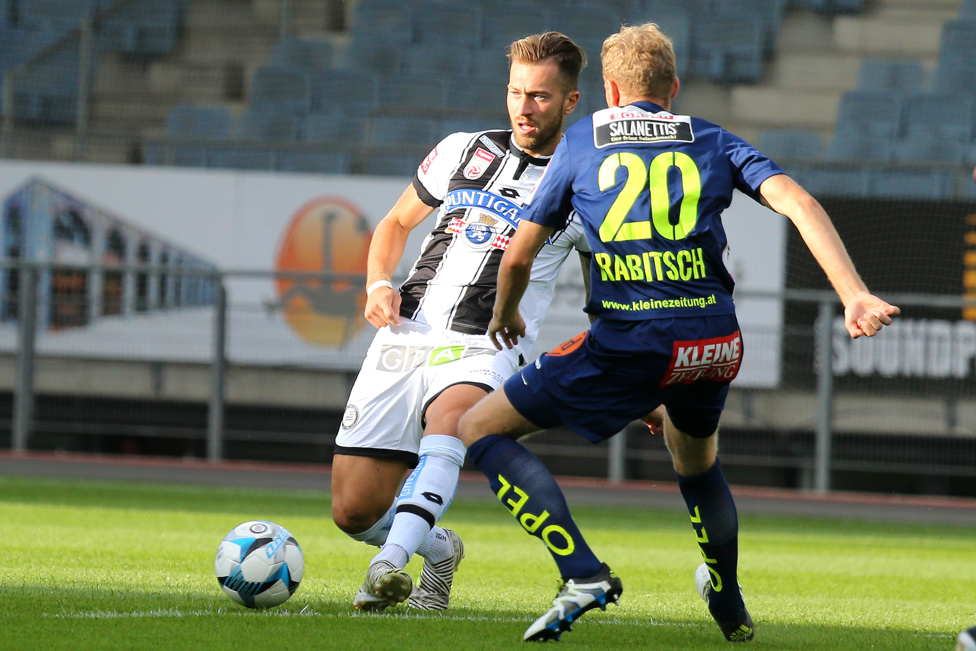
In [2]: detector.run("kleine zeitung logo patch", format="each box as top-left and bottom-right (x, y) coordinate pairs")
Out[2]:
(660, 331), (742, 387)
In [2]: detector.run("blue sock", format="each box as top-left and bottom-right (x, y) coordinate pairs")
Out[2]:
(676, 459), (745, 615)
(468, 435), (602, 580)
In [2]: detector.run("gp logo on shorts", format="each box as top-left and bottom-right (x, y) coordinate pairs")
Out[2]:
(660, 331), (742, 387)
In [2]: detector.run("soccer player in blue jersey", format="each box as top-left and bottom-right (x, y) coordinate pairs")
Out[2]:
(458, 23), (900, 643)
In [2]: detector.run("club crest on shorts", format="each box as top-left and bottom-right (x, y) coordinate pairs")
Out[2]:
(463, 148), (495, 180)
(341, 404), (359, 429)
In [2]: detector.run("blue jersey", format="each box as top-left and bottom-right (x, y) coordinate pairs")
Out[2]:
(522, 101), (783, 320)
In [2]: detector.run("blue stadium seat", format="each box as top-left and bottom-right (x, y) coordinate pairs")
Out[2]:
(13, 40), (82, 124)
(789, 0), (865, 13)
(97, 0), (183, 57)
(366, 116), (436, 146)
(453, 80), (508, 118)
(440, 117), (505, 135)
(18, 0), (94, 30)
(901, 93), (974, 140)
(401, 44), (471, 79)
(378, 75), (448, 112)
(799, 167), (870, 197)
(756, 130), (822, 161)
(311, 70), (378, 113)
(302, 113), (366, 143)
(360, 152), (424, 177)
(467, 48), (511, 87)
(236, 110), (300, 142)
(250, 66), (311, 115)
(962, 0), (976, 20)
(931, 64), (976, 95)
(166, 105), (232, 138)
(146, 143), (213, 168)
(482, 4), (549, 49)
(344, 34), (401, 77)
(213, 147), (276, 171)
(691, 16), (764, 83)
(892, 137), (965, 164)
(869, 170), (954, 200)
(856, 60), (924, 95)
(958, 171), (976, 199)
(277, 151), (351, 174)
(269, 37), (333, 72)
(825, 133), (893, 162)
(415, 4), (483, 47)
(350, 0), (415, 45)
(708, 0), (787, 53)
(834, 91), (903, 138)
(939, 20), (976, 68)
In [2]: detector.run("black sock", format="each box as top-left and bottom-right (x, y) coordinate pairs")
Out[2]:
(677, 458), (745, 616)
(468, 434), (602, 580)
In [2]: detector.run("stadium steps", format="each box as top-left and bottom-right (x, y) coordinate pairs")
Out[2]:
(677, 1), (960, 144)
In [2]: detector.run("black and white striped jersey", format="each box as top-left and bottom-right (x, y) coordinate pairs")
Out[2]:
(402, 128), (589, 359)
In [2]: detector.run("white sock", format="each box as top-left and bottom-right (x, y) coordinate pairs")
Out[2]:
(383, 435), (465, 565)
(371, 543), (409, 569)
(345, 503), (395, 547)
(417, 526), (454, 563)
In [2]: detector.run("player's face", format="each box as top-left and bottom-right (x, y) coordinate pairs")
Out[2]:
(507, 60), (579, 157)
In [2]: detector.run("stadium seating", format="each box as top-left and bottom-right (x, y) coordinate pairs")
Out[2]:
(892, 137), (966, 164)
(277, 151), (351, 175)
(360, 151), (424, 177)
(901, 93), (974, 141)
(249, 67), (311, 115)
(794, 166), (870, 197)
(343, 34), (402, 77)
(97, 0), (183, 57)
(631, 5), (693, 71)
(268, 37), (333, 72)
(482, 5), (549, 49)
(962, 0), (976, 20)
(236, 110), (300, 142)
(691, 15), (764, 83)
(376, 75), (449, 113)
(868, 170), (954, 200)
(401, 43), (471, 79)
(856, 60), (925, 95)
(415, 5), (483, 47)
(710, 0), (787, 53)
(17, 0), (94, 31)
(938, 20), (976, 69)
(365, 116), (436, 147)
(302, 113), (366, 144)
(825, 133), (892, 162)
(214, 148), (276, 171)
(835, 91), (903, 138)
(756, 129), (822, 161)
(931, 65), (976, 95)
(311, 69), (378, 114)
(166, 105), (232, 139)
(349, 0), (415, 45)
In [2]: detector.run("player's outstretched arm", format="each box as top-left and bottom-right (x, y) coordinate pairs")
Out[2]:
(490, 220), (555, 350)
(364, 184), (434, 328)
(758, 174), (900, 339)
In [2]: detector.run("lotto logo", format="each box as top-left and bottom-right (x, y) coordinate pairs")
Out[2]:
(659, 331), (742, 387)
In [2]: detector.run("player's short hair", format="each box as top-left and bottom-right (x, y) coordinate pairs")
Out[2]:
(508, 32), (586, 92)
(601, 23), (676, 102)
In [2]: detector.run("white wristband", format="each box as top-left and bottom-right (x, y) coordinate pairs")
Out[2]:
(366, 280), (394, 296)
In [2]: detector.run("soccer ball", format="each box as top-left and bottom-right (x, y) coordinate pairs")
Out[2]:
(214, 520), (304, 608)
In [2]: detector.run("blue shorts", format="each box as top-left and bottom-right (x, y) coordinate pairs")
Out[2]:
(505, 314), (742, 441)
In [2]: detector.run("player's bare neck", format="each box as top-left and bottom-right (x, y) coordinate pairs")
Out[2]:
(616, 94), (671, 112)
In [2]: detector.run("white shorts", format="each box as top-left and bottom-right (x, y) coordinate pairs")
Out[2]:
(335, 320), (523, 464)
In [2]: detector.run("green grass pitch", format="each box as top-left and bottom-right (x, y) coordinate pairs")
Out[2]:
(1, 475), (972, 650)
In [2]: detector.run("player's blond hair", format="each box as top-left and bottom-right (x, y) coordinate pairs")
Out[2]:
(508, 32), (586, 92)
(601, 23), (676, 102)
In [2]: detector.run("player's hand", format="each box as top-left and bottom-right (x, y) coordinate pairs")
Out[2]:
(640, 406), (665, 435)
(364, 286), (402, 328)
(489, 311), (526, 350)
(844, 291), (899, 339)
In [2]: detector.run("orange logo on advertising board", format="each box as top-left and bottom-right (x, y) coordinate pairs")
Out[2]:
(275, 197), (373, 346)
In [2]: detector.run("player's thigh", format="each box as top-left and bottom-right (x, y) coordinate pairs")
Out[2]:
(423, 383), (489, 437)
(331, 454), (410, 532)
(422, 337), (521, 438)
(458, 387), (540, 447)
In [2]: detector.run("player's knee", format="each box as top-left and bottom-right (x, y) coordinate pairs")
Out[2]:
(331, 499), (384, 535)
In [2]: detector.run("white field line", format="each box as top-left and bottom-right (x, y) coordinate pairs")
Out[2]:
(42, 607), (691, 627)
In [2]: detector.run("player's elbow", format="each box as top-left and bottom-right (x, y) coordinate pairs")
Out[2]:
(500, 250), (534, 278)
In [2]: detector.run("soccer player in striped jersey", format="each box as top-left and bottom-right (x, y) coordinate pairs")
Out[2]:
(332, 33), (592, 612)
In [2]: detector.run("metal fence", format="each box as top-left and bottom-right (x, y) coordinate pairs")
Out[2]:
(4, 260), (975, 495)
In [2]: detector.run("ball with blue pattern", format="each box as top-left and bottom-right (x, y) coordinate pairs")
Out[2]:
(215, 520), (304, 608)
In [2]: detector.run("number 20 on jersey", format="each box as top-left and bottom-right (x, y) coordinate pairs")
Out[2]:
(598, 151), (702, 243)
